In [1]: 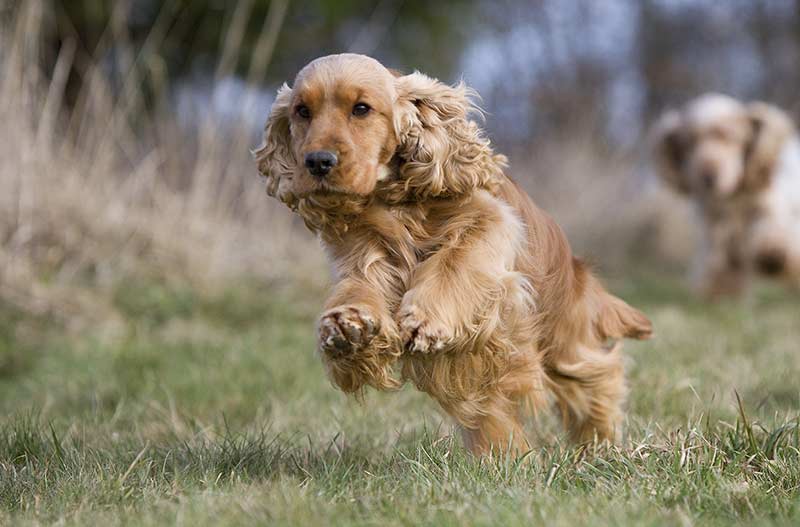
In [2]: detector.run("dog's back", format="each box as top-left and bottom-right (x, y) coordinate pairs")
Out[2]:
(498, 177), (652, 348)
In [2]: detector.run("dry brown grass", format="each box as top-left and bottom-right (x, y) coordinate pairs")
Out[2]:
(0, 1), (322, 323)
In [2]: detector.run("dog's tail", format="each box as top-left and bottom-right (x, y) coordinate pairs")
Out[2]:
(593, 290), (653, 341)
(572, 258), (653, 342)
(576, 261), (652, 341)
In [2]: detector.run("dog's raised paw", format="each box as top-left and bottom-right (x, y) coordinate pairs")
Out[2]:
(318, 305), (378, 358)
(398, 304), (451, 354)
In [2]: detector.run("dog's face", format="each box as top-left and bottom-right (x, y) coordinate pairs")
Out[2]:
(255, 53), (502, 213)
(286, 55), (398, 197)
(670, 101), (750, 198)
(653, 94), (794, 201)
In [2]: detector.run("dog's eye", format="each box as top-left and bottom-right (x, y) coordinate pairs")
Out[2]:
(296, 104), (311, 119)
(352, 103), (371, 116)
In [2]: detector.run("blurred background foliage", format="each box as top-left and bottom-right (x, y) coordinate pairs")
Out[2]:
(3, 0), (800, 319)
(39, 0), (475, 112)
(35, 0), (800, 150)
(44, 0), (473, 77)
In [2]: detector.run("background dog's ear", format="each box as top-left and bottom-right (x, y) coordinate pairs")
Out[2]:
(651, 110), (692, 194)
(392, 72), (505, 198)
(741, 102), (794, 192)
(253, 84), (298, 208)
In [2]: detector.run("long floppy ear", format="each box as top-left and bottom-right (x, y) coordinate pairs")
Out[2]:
(391, 72), (505, 198)
(651, 110), (691, 194)
(741, 102), (794, 192)
(253, 84), (299, 208)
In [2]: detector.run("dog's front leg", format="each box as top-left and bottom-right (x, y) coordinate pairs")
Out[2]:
(691, 220), (748, 299)
(318, 276), (403, 393)
(397, 193), (528, 354)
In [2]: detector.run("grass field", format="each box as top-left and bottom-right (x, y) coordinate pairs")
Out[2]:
(1, 271), (799, 526)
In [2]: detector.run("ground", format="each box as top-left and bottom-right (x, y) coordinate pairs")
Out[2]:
(0, 271), (799, 526)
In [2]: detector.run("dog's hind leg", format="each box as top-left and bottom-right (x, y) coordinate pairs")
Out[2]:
(462, 356), (549, 456)
(409, 340), (547, 457)
(546, 343), (627, 444)
(459, 399), (529, 456)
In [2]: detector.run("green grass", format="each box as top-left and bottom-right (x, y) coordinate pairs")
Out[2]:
(1, 273), (799, 526)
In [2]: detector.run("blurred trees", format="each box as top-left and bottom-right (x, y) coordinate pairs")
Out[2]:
(636, 0), (800, 118)
(41, 0), (477, 94)
(470, 0), (800, 147)
(28, 0), (800, 148)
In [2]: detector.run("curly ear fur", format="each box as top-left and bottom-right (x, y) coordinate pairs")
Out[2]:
(253, 84), (298, 208)
(652, 110), (691, 194)
(741, 102), (794, 192)
(389, 72), (506, 200)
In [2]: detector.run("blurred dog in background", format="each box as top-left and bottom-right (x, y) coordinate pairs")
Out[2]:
(653, 94), (800, 298)
(256, 54), (652, 455)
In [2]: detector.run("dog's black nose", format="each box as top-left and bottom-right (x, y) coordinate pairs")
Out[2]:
(304, 151), (338, 177)
(701, 169), (716, 190)
(756, 249), (786, 276)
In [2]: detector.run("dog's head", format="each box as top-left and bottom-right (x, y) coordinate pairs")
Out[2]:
(652, 93), (794, 201)
(255, 54), (502, 213)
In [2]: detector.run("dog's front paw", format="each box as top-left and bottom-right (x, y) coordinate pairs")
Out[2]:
(318, 305), (379, 358)
(398, 304), (452, 354)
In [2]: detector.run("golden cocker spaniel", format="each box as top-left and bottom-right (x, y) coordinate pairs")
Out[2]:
(653, 93), (800, 298)
(256, 54), (652, 455)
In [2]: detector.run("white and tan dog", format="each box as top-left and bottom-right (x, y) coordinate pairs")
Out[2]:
(653, 93), (800, 298)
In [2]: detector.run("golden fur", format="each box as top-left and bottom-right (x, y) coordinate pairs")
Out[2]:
(256, 54), (652, 455)
(653, 93), (800, 298)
